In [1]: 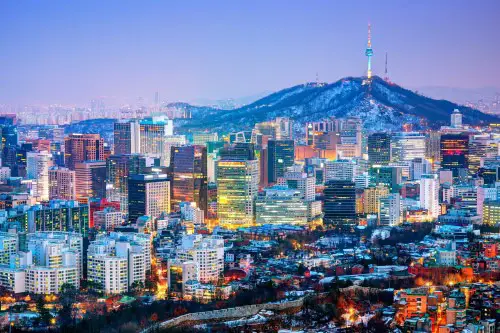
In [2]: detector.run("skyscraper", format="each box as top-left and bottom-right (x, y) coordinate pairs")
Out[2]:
(106, 154), (147, 212)
(75, 161), (107, 202)
(440, 134), (469, 176)
(323, 180), (357, 225)
(450, 109), (463, 128)
(27, 151), (53, 201)
(368, 133), (391, 165)
(169, 145), (207, 214)
(139, 115), (174, 161)
(113, 120), (140, 155)
(216, 159), (259, 229)
(267, 139), (294, 183)
(378, 193), (402, 226)
(391, 132), (426, 163)
(49, 167), (76, 200)
(420, 174), (440, 219)
(128, 174), (170, 223)
(64, 133), (104, 170)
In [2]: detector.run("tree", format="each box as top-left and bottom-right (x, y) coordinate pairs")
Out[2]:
(59, 283), (78, 327)
(36, 296), (52, 326)
(130, 281), (145, 295)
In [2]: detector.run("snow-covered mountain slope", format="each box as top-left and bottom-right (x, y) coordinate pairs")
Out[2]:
(176, 76), (498, 132)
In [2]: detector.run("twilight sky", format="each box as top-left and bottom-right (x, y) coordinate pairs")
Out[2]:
(0, 0), (499, 106)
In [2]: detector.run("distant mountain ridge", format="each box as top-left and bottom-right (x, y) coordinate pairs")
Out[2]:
(174, 76), (498, 133)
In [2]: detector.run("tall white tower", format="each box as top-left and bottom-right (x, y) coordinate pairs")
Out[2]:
(451, 109), (463, 128)
(420, 174), (440, 219)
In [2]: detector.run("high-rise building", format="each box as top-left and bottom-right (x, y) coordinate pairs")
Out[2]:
(420, 174), (440, 219)
(113, 120), (140, 155)
(482, 201), (500, 225)
(391, 132), (426, 163)
(468, 135), (496, 174)
(369, 165), (402, 193)
(128, 174), (170, 223)
(27, 200), (90, 236)
(216, 159), (259, 229)
(64, 133), (104, 170)
(277, 170), (316, 201)
(87, 232), (151, 294)
(27, 151), (52, 201)
(426, 131), (441, 163)
(192, 132), (219, 146)
(176, 235), (224, 283)
(450, 109), (463, 128)
(363, 185), (390, 214)
(440, 134), (469, 176)
(48, 167), (76, 200)
(106, 154), (147, 212)
(267, 139), (294, 183)
(169, 145), (207, 214)
(255, 186), (308, 225)
(75, 161), (107, 201)
(368, 133), (391, 165)
(139, 115), (174, 159)
(94, 207), (123, 231)
(162, 135), (187, 167)
(325, 159), (357, 182)
(323, 180), (357, 225)
(378, 193), (402, 226)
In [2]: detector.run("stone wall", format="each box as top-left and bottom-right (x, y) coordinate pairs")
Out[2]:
(141, 298), (304, 332)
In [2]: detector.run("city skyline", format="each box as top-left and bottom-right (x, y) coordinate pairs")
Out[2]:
(1, 0), (499, 106)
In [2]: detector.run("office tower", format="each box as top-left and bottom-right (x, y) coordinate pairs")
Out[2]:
(176, 234), (224, 283)
(378, 193), (402, 226)
(337, 118), (362, 158)
(325, 159), (357, 182)
(139, 115), (174, 159)
(411, 158), (432, 180)
(169, 145), (207, 214)
(468, 135), (496, 173)
(369, 165), (402, 193)
(229, 131), (252, 144)
(64, 133), (104, 170)
(87, 232), (151, 294)
(391, 132), (426, 163)
(113, 120), (140, 155)
(482, 201), (500, 225)
(255, 186), (308, 225)
(477, 186), (498, 219)
(305, 118), (339, 146)
(163, 135), (187, 167)
(179, 202), (205, 226)
(277, 170), (316, 201)
(323, 180), (357, 225)
(94, 207), (122, 231)
(267, 139), (294, 183)
(75, 161), (107, 201)
(106, 154), (147, 212)
(368, 133), (391, 165)
(128, 174), (170, 223)
(363, 185), (390, 214)
(440, 134), (469, 176)
(219, 142), (256, 161)
(420, 174), (440, 219)
(26, 151), (52, 201)
(27, 200), (89, 236)
(426, 131), (441, 163)
(450, 109), (463, 128)
(48, 167), (76, 200)
(216, 159), (259, 229)
(254, 117), (293, 140)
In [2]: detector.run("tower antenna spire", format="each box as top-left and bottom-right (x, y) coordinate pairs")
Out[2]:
(365, 23), (374, 80)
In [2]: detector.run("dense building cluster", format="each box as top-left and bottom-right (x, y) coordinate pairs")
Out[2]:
(0, 109), (498, 332)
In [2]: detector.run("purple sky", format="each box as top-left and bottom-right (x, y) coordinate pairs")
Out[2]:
(0, 0), (499, 106)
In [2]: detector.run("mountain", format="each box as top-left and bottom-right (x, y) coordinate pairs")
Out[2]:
(175, 76), (498, 133)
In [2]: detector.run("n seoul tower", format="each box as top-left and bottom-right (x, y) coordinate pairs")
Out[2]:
(365, 23), (374, 80)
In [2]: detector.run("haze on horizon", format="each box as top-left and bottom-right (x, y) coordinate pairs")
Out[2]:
(0, 0), (499, 106)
